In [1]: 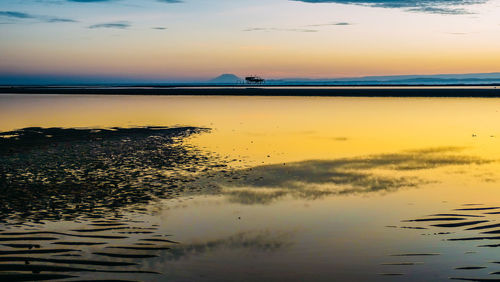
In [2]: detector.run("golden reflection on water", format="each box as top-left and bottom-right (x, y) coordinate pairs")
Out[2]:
(2, 95), (500, 158)
(2, 95), (500, 174)
(2, 94), (500, 281)
(2, 94), (500, 205)
(2, 95), (499, 213)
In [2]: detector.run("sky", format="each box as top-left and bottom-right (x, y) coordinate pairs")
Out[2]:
(1, 0), (500, 82)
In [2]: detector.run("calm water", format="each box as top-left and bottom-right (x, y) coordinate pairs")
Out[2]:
(1, 94), (500, 281)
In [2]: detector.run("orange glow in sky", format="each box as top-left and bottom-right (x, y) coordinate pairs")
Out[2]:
(1, 0), (499, 81)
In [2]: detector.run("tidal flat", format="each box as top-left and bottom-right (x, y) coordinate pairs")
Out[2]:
(1, 94), (500, 281)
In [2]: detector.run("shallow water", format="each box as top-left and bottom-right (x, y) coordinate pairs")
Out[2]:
(1, 94), (500, 281)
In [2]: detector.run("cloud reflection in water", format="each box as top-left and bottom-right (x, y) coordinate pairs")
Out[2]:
(218, 147), (492, 204)
(163, 230), (295, 261)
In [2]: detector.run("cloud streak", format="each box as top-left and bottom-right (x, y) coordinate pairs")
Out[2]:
(88, 21), (130, 29)
(307, 22), (352, 26)
(244, 22), (352, 33)
(40, 0), (183, 4)
(0, 11), (77, 23)
(292, 0), (488, 14)
(67, 0), (115, 2)
(243, 27), (318, 33)
(66, 0), (183, 2)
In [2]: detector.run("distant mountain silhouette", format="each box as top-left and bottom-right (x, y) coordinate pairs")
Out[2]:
(2, 72), (500, 86)
(269, 72), (500, 85)
(209, 74), (241, 84)
(206, 72), (500, 86)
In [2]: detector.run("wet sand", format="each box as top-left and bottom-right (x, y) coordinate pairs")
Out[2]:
(0, 126), (232, 222)
(0, 126), (237, 281)
(386, 204), (500, 281)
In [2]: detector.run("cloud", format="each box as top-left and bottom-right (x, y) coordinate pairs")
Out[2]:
(0, 11), (77, 23)
(292, 0), (488, 14)
(0, 11), (34, 19)
(66, 0), (183, 2)
(244, 27), (318, 33)
(307, 22), (352, 26)
(46, 18), (76, 23)
(243, 22), (352, 33)
(61, 0), (183, 4)
(152, 26), (168, 30)
(88, 21), (130, 29)
(35, 0), (183, 4)
(67, 0), (115, 2)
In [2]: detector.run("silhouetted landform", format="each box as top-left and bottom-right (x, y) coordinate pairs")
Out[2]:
(216, 147), (492, 204)
(245, 76), (265, 84)
(209, 74), (242, 84)
(4, 72), (500, 86)
(386, 204), (500, 280)
(0, 126), (230, 222)
(205, 72), (500, 85)
(267, 72), (500, 85)
(2, 86), (500, 97)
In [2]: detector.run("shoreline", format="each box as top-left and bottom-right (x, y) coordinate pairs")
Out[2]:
(1, 86), (500, 97)
(0, 86), (500, 98)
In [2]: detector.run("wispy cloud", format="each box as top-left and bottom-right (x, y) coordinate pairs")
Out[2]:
(292, 0), (488, 14)
(243, 22), (352, 33)
(46, 18), (76, 23)
(67, 0), (115, 2)
(307, 22), (352, 26)
(0, 11), (33, 19)
(66, 0), (183, 2)
(41, 0), (183, 3)
(157, 0), (183, 3)
(88, 21), (130, 29)
(152, 26), (168, 30)
(243, 27), (318, 33)
(0, 11), (77, 23)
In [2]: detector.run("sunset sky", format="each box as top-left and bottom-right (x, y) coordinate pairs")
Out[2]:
(1, 0), (500, 82)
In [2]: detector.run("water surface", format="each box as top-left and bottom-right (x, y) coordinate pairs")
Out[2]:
(1, 94), (500, 281)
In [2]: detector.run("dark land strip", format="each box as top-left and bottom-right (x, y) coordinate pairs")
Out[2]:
(2, 86), (500, 97)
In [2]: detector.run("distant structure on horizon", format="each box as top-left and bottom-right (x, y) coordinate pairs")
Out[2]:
(245, 75), (265, 84)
